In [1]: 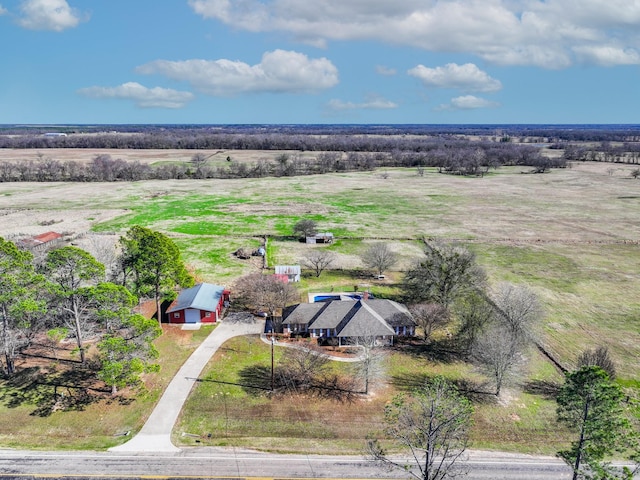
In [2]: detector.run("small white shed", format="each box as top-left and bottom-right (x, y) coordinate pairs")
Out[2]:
(275, 265), (301, 282)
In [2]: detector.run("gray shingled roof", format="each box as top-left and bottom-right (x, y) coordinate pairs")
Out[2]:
(310, 301), (357, 329)
(282, 303), (326, 326)
(282, 298), (413, 337)
(166, 283), (225, 313)
(366, 299), (415, 327)
(337, 302), (395, 337)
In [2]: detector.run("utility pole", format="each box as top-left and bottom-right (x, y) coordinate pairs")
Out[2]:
(271, 335), (275, 392)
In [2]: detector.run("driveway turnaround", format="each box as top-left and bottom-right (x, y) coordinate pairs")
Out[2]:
(110, 314), (263, 453)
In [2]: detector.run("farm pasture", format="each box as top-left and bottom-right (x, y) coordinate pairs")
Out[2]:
(1, 154), (639, 452)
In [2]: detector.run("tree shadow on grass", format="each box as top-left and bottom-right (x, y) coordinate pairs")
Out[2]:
(233, 365), (359, 402)
(522, 379), (562, 400)
(391, 338), (467, 364)
(0, 365), (110, 417)
(390, 372), (497, 404)
(198, 365), (272, 396)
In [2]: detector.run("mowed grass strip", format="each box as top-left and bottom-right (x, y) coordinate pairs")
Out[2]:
(176, 336), (572, 455)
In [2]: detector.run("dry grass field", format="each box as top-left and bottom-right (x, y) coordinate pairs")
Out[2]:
(1, 150), (639, 452)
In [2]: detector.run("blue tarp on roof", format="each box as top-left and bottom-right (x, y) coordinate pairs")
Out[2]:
(166, 283), (225, 313)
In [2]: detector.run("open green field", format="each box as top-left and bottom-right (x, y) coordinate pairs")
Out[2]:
(1, 159), (639, 452)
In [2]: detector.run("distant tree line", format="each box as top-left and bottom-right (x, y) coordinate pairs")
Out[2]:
(0, 145), (565, 183)
(2, 124), (640, 141)
(563, 141), (640, 164)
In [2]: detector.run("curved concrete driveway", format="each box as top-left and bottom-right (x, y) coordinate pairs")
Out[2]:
(110, 314), (263, 453)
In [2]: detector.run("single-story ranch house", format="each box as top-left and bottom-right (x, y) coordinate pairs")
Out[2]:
(281, 299), (415, 345)
(166, 283), (230, 324)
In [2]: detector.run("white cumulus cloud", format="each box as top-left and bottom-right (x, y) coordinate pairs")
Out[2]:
(572, 45), (640, 66)
(77, 82), (195, 109)
(438, 95), (500, 111)
(17, 0), (84, 31)
(327, 96), (398, 111)
(136, 50), (339, 96)
(408, 63), (502, 92)
(188, 0), (640, 68)
(0, 5), (7, 15)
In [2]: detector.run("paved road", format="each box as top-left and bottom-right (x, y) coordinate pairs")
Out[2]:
(110, 314), (263, 453)
(0, 448), (576, 479)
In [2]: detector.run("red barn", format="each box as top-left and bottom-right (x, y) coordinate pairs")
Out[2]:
(166, 283), (229, 324)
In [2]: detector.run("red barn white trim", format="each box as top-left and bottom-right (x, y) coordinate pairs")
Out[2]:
(166, 283), (229, 324)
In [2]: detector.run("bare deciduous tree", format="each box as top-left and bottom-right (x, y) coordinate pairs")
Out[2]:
(403, 240), (486, 307)
(489, 282), (543, 346)
(472, 323), (522, 396)
(279, 344), (329, 392)
(85, 235), (119, 279)
(233, 273), (300, 333)
(350, 321), (389, 395)
(361, 242), (398, 276)
(410, 303), (450, 343)
(472, 283), (542, 396)
(577, 346), (616, 380)
(368, 376), (473, 480)
(301, 249), (336, 277)
(190, 152), (210, 178)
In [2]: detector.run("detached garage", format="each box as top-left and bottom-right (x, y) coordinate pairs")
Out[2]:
(166, 283), (229, 324)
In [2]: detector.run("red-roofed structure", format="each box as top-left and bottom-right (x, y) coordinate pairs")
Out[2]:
(18, 231), (63, 251)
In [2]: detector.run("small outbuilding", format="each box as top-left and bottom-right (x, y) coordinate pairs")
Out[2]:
(17, 231), (63, 252)
(305, 232), (334, 244)
(166, 283), (230, 324)
(275, 265), (301, 282)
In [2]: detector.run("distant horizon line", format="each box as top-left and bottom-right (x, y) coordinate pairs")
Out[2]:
(2, 123), (640, 128)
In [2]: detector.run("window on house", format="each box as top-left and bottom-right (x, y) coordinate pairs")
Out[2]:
(174, 312), (180, 318)
(205, 312), (211, 317)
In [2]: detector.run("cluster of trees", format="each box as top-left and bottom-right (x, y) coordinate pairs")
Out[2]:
(402, 240), (544, 396)
(3, 124), (640, 146)
(0, 226), (193, 397)
(364, 241), (639, 479)
(0, 140), (570, 183)
(563, 142), (640, 165)
(368, 361), (639, 480)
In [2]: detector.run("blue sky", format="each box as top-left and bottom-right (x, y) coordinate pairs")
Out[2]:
(0, 0), (639, 124)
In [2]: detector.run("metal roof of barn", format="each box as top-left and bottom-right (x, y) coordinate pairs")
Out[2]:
(166, 283), (225, 313)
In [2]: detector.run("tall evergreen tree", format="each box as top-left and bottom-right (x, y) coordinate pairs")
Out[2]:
(44, 246), (105, 363)
(119, 226), (194, 324)
(557, 366), (639, 480)
(0, 238), (47, 375)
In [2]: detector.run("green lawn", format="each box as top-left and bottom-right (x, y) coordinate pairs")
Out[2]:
(1, 161), (639, 452)
(175, 336), (573, 455)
